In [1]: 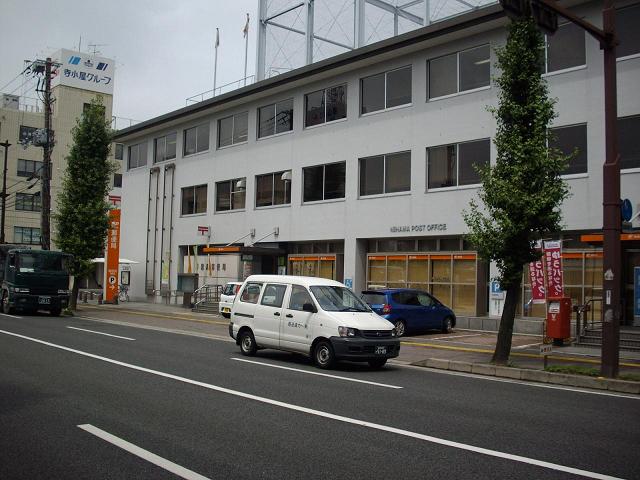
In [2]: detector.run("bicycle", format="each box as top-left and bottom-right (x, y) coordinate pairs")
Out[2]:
(118, 284), (130, 302)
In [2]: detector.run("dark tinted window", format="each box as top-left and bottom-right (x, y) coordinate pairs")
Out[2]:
(216, 178), (246, 211)
(303, 165), (324, 202)
(218, 116), (234, 147)
(459, 45), (490, 91)
(303, 162), (346, 202)
(326, 85), (347, 122)
(276, 99), (293, 134)
(546, 23), (585, 72)
(619, 115), (640, 170)
(113, 173), (122, 188)
(458, 139), (490, 185)
(385, 151), (411, 193)
(616, 3), (640, 58)
(324, 162), (346, 199)
(259, 100), (293, 137)
(184, 124), (209, 155)
(549, 124), (588, 175)
(360, 155), (384, 196)
(360, 72), (385, 114)
(305, 89), (325, 127)
(181, 185), (207, 215)
(429, 53), (457, 98)
(427, 145), (456, 188)
(256, 171), (291, 207)
(289, 285), (314, 311)
(240, 283), (262, 303)
(261, 284), (287, 307)
(114, 143), (124, 160)
(386, 66), (412, 108)
(362, 292), (386, 305)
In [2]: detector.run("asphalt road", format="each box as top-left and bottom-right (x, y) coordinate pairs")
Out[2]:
(1, 311), (639, 480)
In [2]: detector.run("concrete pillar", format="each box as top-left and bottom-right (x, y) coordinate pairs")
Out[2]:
(343, 236), (367, 293)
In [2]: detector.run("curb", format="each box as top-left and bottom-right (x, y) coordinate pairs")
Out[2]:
(410, 358), (640, 395)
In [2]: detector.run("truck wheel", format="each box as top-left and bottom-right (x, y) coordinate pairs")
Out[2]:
(239, 330), (257, 356)
(313, 340), (335, 370)
(2, 291), (13, 315)
(50, 308), (62, 317)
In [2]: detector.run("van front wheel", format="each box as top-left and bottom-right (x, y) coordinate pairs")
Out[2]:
(239, 330), (257, 356)
(313, 340), (335, 370)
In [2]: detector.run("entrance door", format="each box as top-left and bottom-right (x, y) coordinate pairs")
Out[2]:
(253, 283), (288, 347)
(280, 285), (315, 353)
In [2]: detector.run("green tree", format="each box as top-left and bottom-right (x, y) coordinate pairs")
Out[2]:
(55, 98), (116, 310)
(463, 15), (570, 364)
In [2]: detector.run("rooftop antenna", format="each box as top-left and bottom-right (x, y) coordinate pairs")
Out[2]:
(88, 43), (108, 56)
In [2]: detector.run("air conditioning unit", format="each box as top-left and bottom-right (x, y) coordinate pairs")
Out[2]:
(1, 94), (19, 110)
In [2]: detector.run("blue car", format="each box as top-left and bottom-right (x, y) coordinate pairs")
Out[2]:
(361, 289), (456, 337)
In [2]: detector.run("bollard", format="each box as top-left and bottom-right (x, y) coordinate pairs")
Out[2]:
(82, 292), (88, 303)
(97, 293), (103, 305)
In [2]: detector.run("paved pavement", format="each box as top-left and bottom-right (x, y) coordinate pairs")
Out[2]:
(72, 300), (640, 386)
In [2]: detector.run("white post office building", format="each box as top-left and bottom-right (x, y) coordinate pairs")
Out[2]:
(115, 1), (640, 324)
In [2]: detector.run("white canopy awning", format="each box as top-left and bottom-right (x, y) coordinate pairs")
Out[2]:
(91, 258), (140, 264)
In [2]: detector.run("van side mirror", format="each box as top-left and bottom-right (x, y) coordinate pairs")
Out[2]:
(302, 302), (317, 313)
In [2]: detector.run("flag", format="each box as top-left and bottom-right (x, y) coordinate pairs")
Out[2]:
(243, 13), (250, 38)
(215, 28), (220, 48)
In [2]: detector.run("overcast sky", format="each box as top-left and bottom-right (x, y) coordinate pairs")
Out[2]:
(0, 0), (259, 123)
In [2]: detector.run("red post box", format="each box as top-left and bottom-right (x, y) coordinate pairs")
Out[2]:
(547, 297), (572, 345)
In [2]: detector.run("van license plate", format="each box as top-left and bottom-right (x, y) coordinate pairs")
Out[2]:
(38, 296), (51, 305)
(375, 346), (387, 355)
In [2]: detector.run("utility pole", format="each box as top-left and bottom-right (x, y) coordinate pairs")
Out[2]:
(0, 140), (10, 244)
(41, 57), (53, 251)
(499, 0), (621, 377)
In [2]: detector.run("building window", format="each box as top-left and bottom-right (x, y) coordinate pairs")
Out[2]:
(256, 171), (291, 207)
(154, 132), (177, 163)
(258, 99), (293, 138)
(15, 193), (41, 211)
(218, 112), (248, 148)
(305, 84), (347, 127)
(428, 45), (490, 99)
(128, 143), (147, 169)
(361, 66), (412, 114)
(619, 115), (640, 170)
(617, 3), (640, 58)
(359, 151), (411, 196)
(427, 139), (490, 189)
(183, 124), (210, 156)
(545, 23), (585, 73)
(549, 124), (588, 175)
(303, 162), (346, 202)
(114, 143), (124, 160)
(19, 126), (37, 145)
(216, 178), (246, 211)
(181, 184), (207, 215)
(17, 159), (43, 178)
(113, 173), (123, 188)
(14, 226), (40, 245)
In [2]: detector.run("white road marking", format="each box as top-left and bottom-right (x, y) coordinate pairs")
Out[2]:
(0, 313), (23, 319)
(78, 424), (210, 480)
(67, 326), (135, 341)
(231, 357), (403, 389)
(0, 328), (629, 480)
(392, 363), (640, 400)
(512, 343), (543, 350)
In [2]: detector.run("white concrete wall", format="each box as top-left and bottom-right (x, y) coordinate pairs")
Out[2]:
(119, 1), (640, 300)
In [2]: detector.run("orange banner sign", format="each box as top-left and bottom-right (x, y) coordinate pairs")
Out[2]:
(105, 209), (121, 303)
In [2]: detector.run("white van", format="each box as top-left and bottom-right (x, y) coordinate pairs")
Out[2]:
(229, 275), (400, 369)
(219, 281), (243, 318)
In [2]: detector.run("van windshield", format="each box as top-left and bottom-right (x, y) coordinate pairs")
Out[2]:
(310, 286), (371, 312)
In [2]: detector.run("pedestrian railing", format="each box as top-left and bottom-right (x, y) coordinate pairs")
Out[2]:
(192, 284), (223, 308)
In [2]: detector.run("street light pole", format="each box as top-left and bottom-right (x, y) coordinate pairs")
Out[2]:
(0, 140), (10, 244)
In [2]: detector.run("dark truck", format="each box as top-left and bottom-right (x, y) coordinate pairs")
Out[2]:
(0, 246), (72, 316)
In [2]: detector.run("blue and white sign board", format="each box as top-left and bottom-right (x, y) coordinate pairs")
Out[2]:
(490, 280), (505, 299)
(52, 49), (115, 95)
(634, 267), (640, 326)
(344, 278), (353, 289)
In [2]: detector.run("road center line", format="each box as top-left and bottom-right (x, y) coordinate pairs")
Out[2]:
(230, 357), (403, 389)
(67, 326), (135, 341)
(78, 424), (210, 480)
(0, 328), (627, 480)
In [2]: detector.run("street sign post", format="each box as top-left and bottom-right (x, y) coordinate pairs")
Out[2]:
(540, 343), (552, 369)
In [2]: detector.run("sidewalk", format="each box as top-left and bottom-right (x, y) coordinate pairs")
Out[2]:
(76, 300), (640, 394)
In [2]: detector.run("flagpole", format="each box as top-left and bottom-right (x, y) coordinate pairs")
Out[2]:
(243, 13), (250, 86)
(213, 28), (219, 97)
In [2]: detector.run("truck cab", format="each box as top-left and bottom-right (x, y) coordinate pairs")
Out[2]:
(0, 247), (72, 316)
